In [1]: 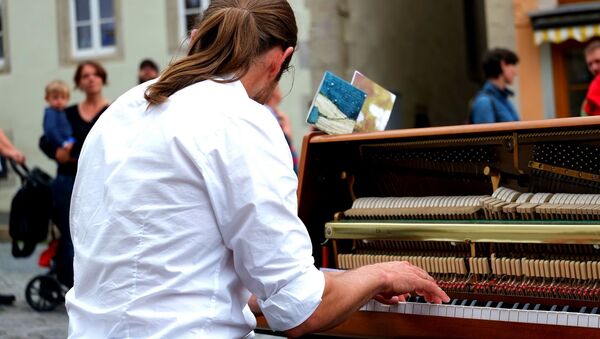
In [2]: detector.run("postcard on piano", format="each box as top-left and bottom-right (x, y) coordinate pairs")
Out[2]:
(351, 71), (397, 133)
(306, 71), (367, 135)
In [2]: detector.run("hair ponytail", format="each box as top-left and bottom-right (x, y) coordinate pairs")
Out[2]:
(145, 0), (297, 105)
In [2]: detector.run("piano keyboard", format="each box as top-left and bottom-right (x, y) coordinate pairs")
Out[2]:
(360, 298), (600, 329)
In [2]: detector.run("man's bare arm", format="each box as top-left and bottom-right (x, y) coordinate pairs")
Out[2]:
(284, 261), (449, 338)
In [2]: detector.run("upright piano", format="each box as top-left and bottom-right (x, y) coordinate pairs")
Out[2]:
(280, 116), (600, 338)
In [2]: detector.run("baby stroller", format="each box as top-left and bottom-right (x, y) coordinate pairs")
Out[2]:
(25, 237), (69, 311)
(8, 161), (67, 311)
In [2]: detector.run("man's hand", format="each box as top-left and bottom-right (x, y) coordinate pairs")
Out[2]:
(374, 261), (449, 305)
(286, 261), (449, 337)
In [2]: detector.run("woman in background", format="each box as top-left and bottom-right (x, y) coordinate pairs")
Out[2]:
(40, 60), (110, 287)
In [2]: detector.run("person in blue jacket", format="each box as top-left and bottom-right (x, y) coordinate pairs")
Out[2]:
(470, 48), (520, 123)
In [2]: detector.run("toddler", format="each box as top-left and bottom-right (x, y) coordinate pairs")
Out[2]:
(43, 80), (74, 149)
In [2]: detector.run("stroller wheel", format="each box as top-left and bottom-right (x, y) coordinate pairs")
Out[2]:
(25, 275), (63, 312)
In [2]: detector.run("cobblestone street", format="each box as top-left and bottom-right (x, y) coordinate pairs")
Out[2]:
(0, 242), (279, 338)
(0, 243), (68, 338)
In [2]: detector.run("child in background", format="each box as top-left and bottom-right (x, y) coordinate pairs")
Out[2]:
(43, 80), (74, 149)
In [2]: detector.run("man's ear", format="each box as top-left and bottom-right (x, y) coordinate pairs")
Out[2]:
(190, 29), (199, 42)
(281, 47), (294, 65)
(270, 47), (295, 78)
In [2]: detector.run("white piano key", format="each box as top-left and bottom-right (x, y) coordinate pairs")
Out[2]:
(464, 306), (473, 319)
(588, 314), (599, 328)
(537, 311), (548, 325)
(481, 308), (491, 320)
(437, 304), (447, 317)
(490, 309), (500, 321)
(389, 303), (400, 314)
(472, 307), (482, 320)
(500, 309), (509, 322)
(568, 313), (578, 327)
(446, 305), (456, 318)
(509, 309), (519, 322)
(405, 303), (413, 315)
(518, 310), (528, 323)
(413, 304), (422, 315)
(455, 305), (465, 319)
(527, 310), (538, 324)
(432, 304), (442, 316)
(421, 304), (432, 316)
(547, 311), (558, 325)
(359, 304), (368, 311)
(578, 314), (589, 328)
(397, 303), (406, 314)
(374, 302), (389, 312)
(423, 304), (432, 315)
(557, 312), (568, 326)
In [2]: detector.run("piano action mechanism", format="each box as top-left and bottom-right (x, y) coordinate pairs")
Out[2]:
(293, 117), (600, 338)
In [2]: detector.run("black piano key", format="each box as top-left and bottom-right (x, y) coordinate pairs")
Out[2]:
(460, 299), (468, 306)
(521, 303), (530, 310)
(561, 305), (570, 312)
(496, 302), (504, 309)
(533, 304), (541, 311)
(511, 303), (520, 310)
(484, 301), (494, 308)
(580, 306), (587, 314)
(536, 304), (551, 311)
(550, 305), (558, 312)
(414, 296), (426, 303)
(450, 299), (459, 306)
(469, 300), (478, 307)
(591, 307), (598, 314)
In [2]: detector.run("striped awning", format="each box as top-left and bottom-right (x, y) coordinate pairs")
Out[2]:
(534, 24), (600, 45)
(530, 3), (600, 45)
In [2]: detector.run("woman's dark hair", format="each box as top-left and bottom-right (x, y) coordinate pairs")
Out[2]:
(74, 60), (108, 88)
(482, 48), (519, 79)
(145, 0), (297, 105)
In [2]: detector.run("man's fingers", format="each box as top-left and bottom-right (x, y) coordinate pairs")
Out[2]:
(415, 284), (450, 304)
(374, 294), (400, 305)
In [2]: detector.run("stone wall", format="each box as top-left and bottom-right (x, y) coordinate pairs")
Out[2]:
(307, 0), (485, 128)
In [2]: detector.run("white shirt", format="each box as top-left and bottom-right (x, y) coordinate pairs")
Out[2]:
(66, 79), (325, 338)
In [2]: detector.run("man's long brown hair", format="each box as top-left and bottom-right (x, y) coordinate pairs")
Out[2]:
(145, 0), (297, 105)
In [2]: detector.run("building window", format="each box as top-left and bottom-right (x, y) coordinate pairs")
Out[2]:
(70, 0), (115, 58)
(179, 0), (209, 39)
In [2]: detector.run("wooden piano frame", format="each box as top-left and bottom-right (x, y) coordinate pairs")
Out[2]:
(257, 117), (600, 338)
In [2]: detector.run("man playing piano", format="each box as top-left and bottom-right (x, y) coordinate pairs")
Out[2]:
(65, 0), (449, 338)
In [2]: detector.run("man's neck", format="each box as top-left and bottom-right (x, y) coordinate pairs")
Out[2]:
(489, 78), (506, 91)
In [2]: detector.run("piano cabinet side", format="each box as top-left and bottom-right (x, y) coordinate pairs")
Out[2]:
(297, 133), (358, 267)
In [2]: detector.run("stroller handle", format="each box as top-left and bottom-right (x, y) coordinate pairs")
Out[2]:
(9, 159), (30, 181)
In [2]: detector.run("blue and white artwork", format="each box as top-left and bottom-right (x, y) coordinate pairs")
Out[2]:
(306, 71), (367, 135)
